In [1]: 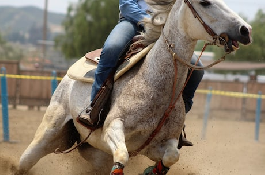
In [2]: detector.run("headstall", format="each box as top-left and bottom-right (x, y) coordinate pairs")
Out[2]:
(184, 0), (229, 49)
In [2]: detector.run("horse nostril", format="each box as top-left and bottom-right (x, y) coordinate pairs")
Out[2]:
(240, 26), (249, 37)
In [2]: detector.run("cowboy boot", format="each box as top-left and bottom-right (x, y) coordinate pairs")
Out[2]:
(178, 125), (193, 149)
(77, 75), (114, 129)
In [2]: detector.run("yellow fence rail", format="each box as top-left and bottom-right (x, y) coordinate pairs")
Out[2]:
(0, 74), (63, 81)
(197, 89), (265, 99)
(0, 73), (264, 99)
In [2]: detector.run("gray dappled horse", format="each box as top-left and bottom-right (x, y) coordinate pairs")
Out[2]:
(18, 0), (252, 174)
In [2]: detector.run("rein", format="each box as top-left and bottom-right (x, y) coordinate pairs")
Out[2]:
(163, 33), (230, 70)
(130, 0), (231, 156)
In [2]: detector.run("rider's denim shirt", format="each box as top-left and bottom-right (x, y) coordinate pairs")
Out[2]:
(119, 0), (150, 23)
(138, 0), (149, 12)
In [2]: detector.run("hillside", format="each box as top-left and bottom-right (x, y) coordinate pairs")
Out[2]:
(0, 6), (65, 36)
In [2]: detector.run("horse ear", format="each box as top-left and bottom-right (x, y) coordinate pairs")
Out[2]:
(153, 13), (168, 25)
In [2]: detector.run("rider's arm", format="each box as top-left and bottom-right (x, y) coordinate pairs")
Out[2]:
(119, 0), (150, 24)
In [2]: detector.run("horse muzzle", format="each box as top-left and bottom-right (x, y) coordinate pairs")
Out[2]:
(218, 26), (252, 53)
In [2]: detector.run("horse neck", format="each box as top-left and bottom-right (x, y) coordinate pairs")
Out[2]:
(145, 3), (197, 93)
(162, 1), (197, 61)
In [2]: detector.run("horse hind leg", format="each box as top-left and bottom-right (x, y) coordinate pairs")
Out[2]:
(143, 139), (180, 175)
(18, 104), (79, 174)
(77, 143), (113, 174)
(162, 139), (180, 167)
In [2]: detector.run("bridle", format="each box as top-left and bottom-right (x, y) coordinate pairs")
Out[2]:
(184, 0), (229, 48)
(163, 0), (233, 71)
(184, 0), (217, 39)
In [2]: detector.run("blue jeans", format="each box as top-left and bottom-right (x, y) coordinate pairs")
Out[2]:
(182, 54), (204, 113)
(91, 19), (140, 100)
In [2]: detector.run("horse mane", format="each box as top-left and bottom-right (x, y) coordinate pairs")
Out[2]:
(140, 0), (176, 45)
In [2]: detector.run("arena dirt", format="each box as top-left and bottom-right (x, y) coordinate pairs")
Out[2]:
(0, 107), (264, 175)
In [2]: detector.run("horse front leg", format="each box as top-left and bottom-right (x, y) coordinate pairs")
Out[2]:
(104, 119), (128, 175)
(143, 139), (180, 175)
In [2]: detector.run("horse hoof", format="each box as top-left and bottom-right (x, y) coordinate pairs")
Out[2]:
(143, 161), (169, 175)
(143, 166), (155, 175)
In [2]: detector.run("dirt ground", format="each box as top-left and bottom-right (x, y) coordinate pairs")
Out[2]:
(0, 106), (264, 175)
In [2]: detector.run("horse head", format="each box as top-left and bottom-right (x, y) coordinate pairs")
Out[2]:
(178, 0), (252, 52)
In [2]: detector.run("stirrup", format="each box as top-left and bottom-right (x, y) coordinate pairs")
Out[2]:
(77, 106), (100, 130)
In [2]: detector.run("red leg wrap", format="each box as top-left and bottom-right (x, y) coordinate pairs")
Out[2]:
(152, 161), (169, 175)
(110, 168), (123, 175)
(110, 162), (124, 175)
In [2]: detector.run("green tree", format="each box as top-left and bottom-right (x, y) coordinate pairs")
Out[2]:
(0, 32), (23, 60)
(0, 33), (6, 45)
(55, 0), (119, 59)
(195, 40), (215, 52)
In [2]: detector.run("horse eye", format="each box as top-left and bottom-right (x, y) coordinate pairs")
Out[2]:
(200, 0), (211, 7)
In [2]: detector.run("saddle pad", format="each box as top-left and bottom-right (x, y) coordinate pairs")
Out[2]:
(67, 43), (154, 83)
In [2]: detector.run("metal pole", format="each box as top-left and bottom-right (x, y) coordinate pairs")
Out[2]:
(241, 83), (247, 120)
(1, 67), (10, 142)
(255, 91), (262, 141)
(202, 86), (212, 140)
(42, 0), (48, 70)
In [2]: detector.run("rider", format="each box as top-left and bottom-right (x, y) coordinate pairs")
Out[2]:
(78, 0), (204, 148)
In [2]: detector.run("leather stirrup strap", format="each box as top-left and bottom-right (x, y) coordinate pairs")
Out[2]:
(88, 40), (134, 126)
